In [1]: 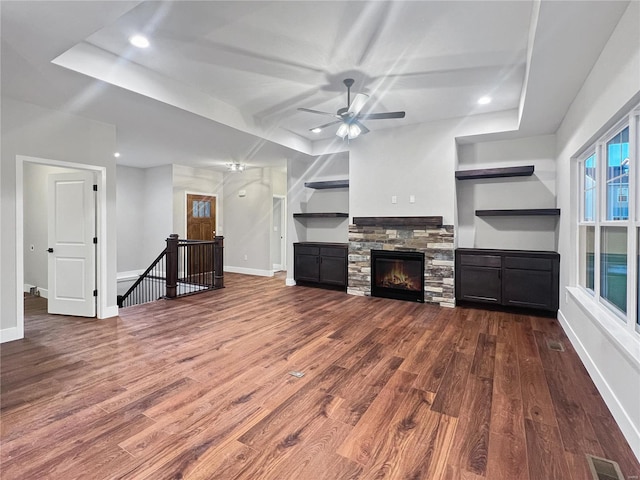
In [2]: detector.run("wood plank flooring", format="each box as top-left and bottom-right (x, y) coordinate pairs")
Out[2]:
(2, 273), (639, 479)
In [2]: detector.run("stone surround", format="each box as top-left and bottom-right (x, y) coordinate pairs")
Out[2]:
(348, 223), (455, 307)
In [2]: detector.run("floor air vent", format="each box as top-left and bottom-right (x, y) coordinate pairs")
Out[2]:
(546, 338), (565, 352)
(586, 454), (626, 480)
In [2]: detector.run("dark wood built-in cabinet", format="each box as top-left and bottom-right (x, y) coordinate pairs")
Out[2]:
(294, 242), (348, 290)
(455, 248), (559, 313)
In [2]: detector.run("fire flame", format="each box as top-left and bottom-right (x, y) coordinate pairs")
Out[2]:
(378, 261), (419, 291)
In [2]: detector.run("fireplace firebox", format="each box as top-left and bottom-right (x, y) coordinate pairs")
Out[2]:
(371, 250), (425, 302)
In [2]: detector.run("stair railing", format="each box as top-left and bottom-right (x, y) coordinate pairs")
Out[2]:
(118, 234), (224, 308)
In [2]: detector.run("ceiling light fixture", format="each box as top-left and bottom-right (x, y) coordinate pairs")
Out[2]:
(129, 35), (150, 48)
(311, 127), (322, 133)
(227, 162), (246, 172)
(336, 122), (362, 140)
(113, 152), (121, 158)
(478, 96), (492, 105)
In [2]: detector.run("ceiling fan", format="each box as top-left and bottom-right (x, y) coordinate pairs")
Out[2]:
(298, 78), (405, 140)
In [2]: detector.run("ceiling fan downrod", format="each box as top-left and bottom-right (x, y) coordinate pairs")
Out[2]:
(344, 78), (354, 109)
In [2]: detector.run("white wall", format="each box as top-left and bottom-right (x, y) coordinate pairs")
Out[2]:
(271, 166), (287, 196)
(349, 110), (519, 226)
(142, 165), (173, 265)
(1, 97), (117, 340)
(116, 165), (146, 273)
(456, 135), (558, 250)
(23, 163), (79, 295)
(172, 164), (224, 238)
(555, 1), (640, 459)
(223, 167), (276, 275)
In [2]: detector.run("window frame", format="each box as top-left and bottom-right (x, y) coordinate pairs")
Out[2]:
(576, 109), (639, 329)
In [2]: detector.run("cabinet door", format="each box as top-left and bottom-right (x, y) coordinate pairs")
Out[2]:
(503, 269), (555, 311)
(458, 266), (501, 303)
(295, 254), (320, 282)
(319, 256), (346, 286)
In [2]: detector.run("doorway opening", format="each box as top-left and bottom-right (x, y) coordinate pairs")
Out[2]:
(16, 155), (107, 340)
(272, 195), (286, 272)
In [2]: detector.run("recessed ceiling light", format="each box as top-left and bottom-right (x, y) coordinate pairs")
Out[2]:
(311, 127), (322, 133)
(129, 35), (150, 48)
(478, 96), (492, 105)
(114, 152), (121, 158)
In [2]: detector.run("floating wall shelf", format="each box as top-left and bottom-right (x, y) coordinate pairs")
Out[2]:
(293, 213), (349, 219)
(304, 180), (349, 189)
(455, 165), (535, 180)
(352, 216), (443, 227)
(475, 208), (560, 217)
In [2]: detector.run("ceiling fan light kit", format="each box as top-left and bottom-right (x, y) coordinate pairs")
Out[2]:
(299, 78), (405, 141)
(227, 162), (246, 172)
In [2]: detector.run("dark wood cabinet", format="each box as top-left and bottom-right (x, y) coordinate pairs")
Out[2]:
(455, 248), (559, 313)
(294, 242), (348, 290)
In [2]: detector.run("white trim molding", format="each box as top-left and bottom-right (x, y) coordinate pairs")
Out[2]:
(23, 284), (49, 299)
(0, 326), (23, 344)
(562, 287), (640, 461)
(224, 266), (274, 277)
(117, 269), (144, 282)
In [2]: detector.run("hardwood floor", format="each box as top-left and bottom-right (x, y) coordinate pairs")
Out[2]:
(2, 273), (638, 479)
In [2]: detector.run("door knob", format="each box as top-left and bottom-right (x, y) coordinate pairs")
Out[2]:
(47, 248), (54, 253)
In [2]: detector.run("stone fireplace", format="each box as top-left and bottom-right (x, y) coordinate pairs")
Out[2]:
(348, 216), (455, 307)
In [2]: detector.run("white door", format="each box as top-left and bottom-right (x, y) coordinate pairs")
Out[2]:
(47, 171), (96, 317)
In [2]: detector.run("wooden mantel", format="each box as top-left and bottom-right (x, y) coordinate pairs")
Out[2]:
(352, 216), (443, 227)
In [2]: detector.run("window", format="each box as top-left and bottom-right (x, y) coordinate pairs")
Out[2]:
(606, 127), (629, 221)
(192, 200), (211, 218)
(600, 226), (627, 312)
(577, 109), (638, 327)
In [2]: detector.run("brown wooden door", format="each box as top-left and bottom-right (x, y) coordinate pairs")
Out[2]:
(187, 194), (216, 240)
(186, 195), (216, 278)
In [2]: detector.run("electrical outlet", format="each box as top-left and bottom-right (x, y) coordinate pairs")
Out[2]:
(391, 195), (397, 204)
(244, 254), (248, 261)
(409, 195), (415, 203)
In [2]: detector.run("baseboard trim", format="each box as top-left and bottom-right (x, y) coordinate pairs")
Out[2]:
(224, 266), (274, 277)
(99, 305), (119, 319)
(23, 284), (49, 299)
(285, 278), (296, 286)
(117, 270), (144, 282)
(0, 326), (24, 343)
(557, 308), (640, 462)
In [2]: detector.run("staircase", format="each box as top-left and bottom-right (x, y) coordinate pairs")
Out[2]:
(118, 234), (224, 308)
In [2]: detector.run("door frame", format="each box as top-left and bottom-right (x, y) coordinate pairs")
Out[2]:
(16, 155), (107, 334)
(273, 194), (287, 271)
(183, 191), (219, 239)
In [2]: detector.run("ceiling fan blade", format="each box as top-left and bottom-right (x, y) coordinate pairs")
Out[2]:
(309, 120), (342, 131)
(348, 93), (370, 115)
(358, 111), (406, 120)
(298, 107), (339, 118)
(354, 120), (370, 135)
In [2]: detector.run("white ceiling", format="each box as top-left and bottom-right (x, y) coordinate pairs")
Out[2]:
(0, 0), (630, 171)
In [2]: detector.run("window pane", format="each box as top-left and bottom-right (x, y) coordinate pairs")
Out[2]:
(600, 226), (627, 313)
(606, 127), (629, 221)
(579, 225), (595, 292)
(192, 200), (199, 218)
(584, 154), (596, 222)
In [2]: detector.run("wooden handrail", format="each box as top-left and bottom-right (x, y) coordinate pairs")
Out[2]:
(117, 248), (167, 308)
(118, 234), (224, 308)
